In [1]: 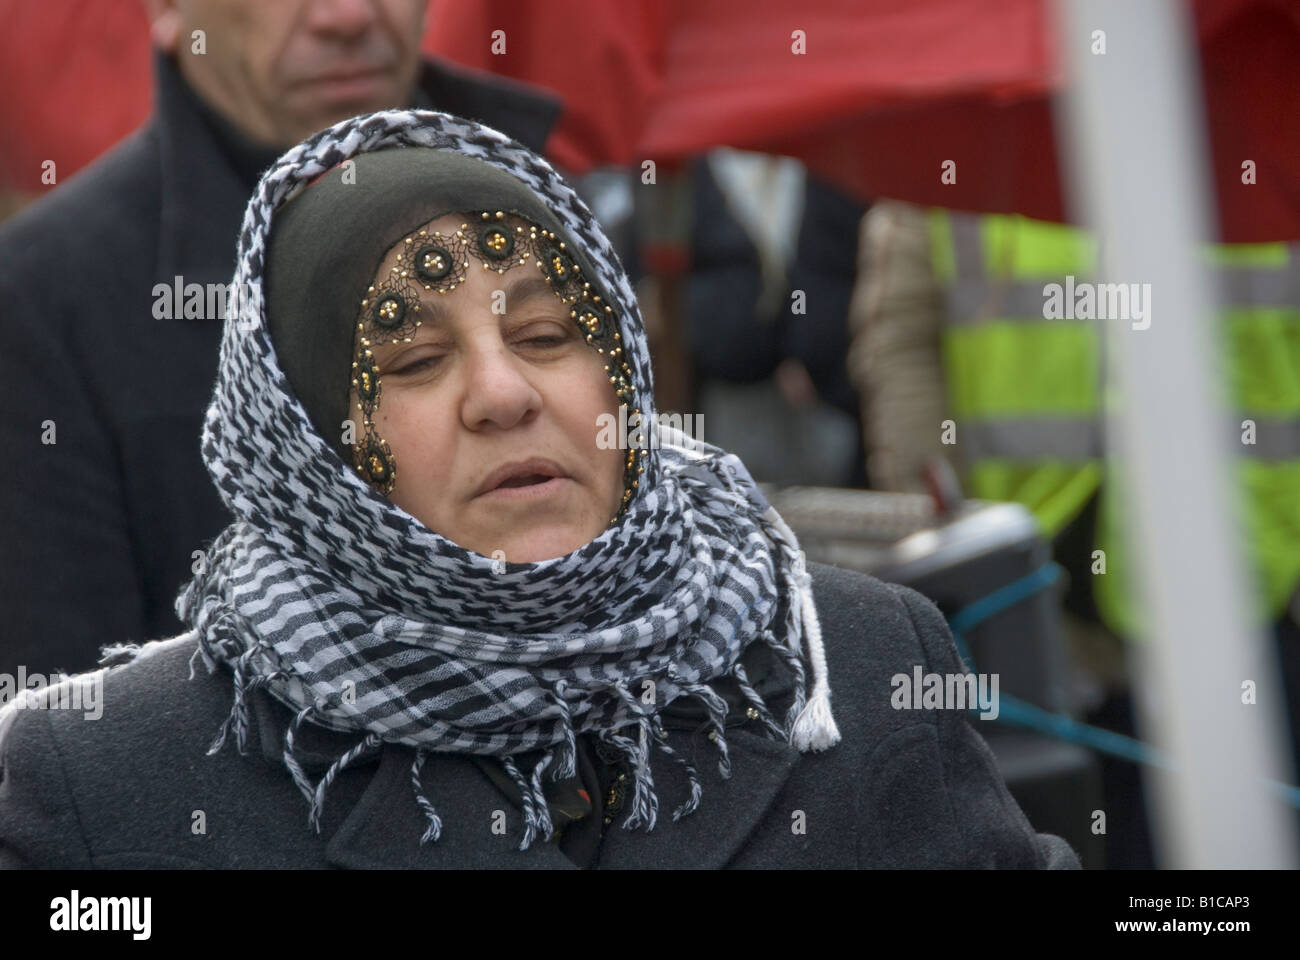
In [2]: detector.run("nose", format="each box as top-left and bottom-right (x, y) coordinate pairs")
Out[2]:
(459, 334), (544, 433)
(303, 0), (378, 38)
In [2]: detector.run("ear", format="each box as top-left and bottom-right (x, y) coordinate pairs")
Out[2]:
(142, 0), (183, 54)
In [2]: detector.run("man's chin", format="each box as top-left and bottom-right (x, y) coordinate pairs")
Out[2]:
(289, 88), (408, 138)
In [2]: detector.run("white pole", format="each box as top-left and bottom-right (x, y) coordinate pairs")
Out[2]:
(1054, 0), (1297, 867)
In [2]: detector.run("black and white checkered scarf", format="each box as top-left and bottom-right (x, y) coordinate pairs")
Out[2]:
(177, 108), (839, 851)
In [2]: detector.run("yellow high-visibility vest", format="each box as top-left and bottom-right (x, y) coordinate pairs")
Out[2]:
(931, 210), (1300, 637)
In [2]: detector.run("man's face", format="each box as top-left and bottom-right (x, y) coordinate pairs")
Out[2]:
(356, 214), (628, 564)
(148, 0), (425, 147)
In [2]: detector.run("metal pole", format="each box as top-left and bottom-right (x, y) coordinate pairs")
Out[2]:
(1055, 0), (1297, 867)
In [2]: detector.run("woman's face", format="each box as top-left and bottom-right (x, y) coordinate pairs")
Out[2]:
(355, 213), (626, 563)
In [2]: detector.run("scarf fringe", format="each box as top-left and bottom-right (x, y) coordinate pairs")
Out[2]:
(653, 737), (703, 821)
(788, 567), (841, 752)
(761, 509), (842, 752)
(663, 665), (733, 779)
(308, 732), (381, 831)
(550, 680), (578, 780)
(207, 642), (287, 758)
(605, 684), (659, 831)
(730, 660), (787, 740)
(595, 728), (658, 832)
(411, 750), (443, 843)
(504, 754), (554, 850)
(283, 704), (318, 817)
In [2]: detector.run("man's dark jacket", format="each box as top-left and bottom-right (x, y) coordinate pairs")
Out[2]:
(0, 563), (1081, 869)
(0, 54), (560, 679)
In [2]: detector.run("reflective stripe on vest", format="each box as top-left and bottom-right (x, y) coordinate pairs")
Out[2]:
(960, 416), (1300, 462)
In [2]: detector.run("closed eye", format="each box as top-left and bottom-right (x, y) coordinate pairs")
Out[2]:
(388, 354), (444, 375)
(383, 332), (571, 375)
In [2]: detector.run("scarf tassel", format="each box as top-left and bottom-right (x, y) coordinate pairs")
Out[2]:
(207, 646), (255, 756)
(595, 727), (658, 832)
(307, 731), (382, 832)
(282, 704), (319, 818)
(411, 750), (443, 844)
(549, 680), (578, 781)
(762, 509), (842, 753)
(730, 661), (788, 740)
(503, 754), (555, 851)
(788, 575), (841, 752)
(605, 682), (662, 831)
(279, 704), (384, 836)
(652, 737), (703, 822)
(668, 674), (733, 780)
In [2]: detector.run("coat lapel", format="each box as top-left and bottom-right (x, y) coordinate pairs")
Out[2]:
(151, 52), (259, 300)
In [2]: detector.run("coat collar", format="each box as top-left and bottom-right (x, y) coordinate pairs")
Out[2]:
(151, 51), (267, 298)
(245, 638), (798, 869)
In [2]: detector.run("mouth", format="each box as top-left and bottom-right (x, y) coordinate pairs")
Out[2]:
(475, 458), (571, 499)
(297, 67), (392, 99)
(477, 475), (572, 502)
(496, 474), (554, 488)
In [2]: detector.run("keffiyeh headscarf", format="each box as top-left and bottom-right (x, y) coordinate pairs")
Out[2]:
(178, 108), (839, 851)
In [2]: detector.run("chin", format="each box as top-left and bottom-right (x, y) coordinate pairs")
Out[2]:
(484, 524), (600, 564)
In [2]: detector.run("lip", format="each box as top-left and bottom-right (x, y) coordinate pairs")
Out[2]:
(474, 457), (570, 499)
(476, 475), (573, 502)
(298, 68), (390, 99)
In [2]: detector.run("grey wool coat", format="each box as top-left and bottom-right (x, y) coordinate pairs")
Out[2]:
(0, 562), (1081, 869)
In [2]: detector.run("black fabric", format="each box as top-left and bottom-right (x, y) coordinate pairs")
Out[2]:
(686, 158), (781, 383)
(265, 150), (605, 454)
(783, 174), (868, 420)
(180, 73), (283, 191)
(0, 562), (1083, 869)
(0, 51), (561, 680)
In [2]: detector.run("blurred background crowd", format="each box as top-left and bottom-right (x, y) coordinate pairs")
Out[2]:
(3, 0), (1300, 870)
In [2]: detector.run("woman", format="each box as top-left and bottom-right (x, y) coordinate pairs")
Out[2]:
(0, 110), (1079, 869)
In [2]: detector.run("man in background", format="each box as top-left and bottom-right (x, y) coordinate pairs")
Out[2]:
(0, 0), (560, 678)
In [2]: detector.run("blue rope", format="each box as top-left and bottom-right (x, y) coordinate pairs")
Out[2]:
(945, 564), (1300, 809)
